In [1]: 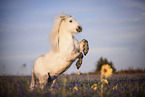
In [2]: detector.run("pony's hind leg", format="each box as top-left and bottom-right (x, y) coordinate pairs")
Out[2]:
(39, 75), (48, 90)
(76, 52), (83, 69)
(47, 73), (56, 90)
(50, 79), (56, 90)
(29, 70), (35, 91)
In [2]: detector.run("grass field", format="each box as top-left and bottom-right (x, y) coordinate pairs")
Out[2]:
(0, 74), (145, 97)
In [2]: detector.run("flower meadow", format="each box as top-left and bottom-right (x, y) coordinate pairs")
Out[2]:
(0, 74), (145, 97)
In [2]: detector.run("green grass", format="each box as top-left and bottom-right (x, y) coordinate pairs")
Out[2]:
(0, 74), (145, 97)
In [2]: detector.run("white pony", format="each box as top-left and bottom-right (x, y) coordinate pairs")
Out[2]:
(29, 14), (89, 91)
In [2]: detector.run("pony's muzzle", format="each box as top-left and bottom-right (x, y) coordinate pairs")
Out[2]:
(76, 26), (82, 32)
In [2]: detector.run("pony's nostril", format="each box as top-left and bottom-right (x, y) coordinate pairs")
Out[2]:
(79, 26), (82, 30)
(77, 26), (82, 32)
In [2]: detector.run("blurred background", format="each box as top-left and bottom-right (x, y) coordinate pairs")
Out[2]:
(0, 0), (145, 75)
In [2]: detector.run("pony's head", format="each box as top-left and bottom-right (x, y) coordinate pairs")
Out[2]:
(60, 14), (82, 33)
(49, 14), (82, 52)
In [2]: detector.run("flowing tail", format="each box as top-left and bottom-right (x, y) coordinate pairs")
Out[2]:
(29, 69), (35, 91)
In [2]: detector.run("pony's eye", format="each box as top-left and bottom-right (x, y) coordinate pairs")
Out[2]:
(69, 20), (72, 23)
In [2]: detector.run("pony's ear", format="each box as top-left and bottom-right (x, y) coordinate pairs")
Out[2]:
(60, 16), (66, 20)
(60, 14), (71, 20)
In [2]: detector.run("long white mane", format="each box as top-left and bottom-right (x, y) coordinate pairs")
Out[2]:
(49, 14), (71, 52)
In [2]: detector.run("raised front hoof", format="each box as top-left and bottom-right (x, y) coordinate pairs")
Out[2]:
(83, 46), (89, 56)
(76, 61), (82, 69)
(83, 49), (88, 56)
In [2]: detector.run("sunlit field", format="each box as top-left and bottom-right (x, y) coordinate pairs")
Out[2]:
(0, 74), (145, 97)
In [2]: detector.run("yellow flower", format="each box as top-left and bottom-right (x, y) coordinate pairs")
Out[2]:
(101, 64), (113, 78)
(77, 72), (80, 75)
(73, 86), (78, 91)
(91, 84), (97, 91)
(103, 79), (108, 84)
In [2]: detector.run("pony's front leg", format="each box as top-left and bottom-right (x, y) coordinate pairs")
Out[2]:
(79, 39), (89, 55)
(76, 39), (89, 69)
(76, 53), (83, 69)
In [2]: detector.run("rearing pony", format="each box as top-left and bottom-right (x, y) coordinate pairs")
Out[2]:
(29, 14), (89, 91)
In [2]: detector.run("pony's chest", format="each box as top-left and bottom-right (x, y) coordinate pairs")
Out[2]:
(65, 40), (80, 54)
(72, 38), (80, 53)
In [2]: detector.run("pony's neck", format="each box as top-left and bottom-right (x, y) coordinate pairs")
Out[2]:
(59, 26), (74, 54)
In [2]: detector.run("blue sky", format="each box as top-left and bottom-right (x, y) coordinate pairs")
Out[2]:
(0, 0), (145, 75)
